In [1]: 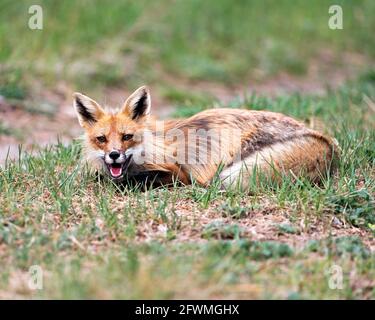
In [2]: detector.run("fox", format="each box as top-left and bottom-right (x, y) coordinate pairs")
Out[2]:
(73, 86), (339, 189)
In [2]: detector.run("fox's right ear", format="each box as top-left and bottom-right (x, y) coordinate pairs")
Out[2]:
(73, 93), (105, 127)
(121, 86), (151, 121)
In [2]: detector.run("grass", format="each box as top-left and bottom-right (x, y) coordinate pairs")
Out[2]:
(0, 0), (374, 95)
(0, 74), (374, 299)
(0, 0), (374, 299)
(0, 121), (12, 136)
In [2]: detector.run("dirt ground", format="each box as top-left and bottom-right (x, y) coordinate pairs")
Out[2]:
(84, 192), (374, 251)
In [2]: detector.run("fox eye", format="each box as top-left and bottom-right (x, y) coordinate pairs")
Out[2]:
(96, 135), (107, 143)
(122, 134), (133, 141)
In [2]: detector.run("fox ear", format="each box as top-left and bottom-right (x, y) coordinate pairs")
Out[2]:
(122, 86), (151, 120)
(73, 93), (105, 127)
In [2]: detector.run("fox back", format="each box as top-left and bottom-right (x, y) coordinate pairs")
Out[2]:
(73, 86), (339, 189)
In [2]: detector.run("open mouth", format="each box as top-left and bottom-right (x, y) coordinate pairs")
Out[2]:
(105, 155), (132, 179)
(107, 163), (123, 178)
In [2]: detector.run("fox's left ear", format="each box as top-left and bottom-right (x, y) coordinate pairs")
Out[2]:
(121, 86), (151, 120)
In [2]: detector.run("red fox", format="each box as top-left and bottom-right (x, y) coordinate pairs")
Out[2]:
(73, 86), (338, 189)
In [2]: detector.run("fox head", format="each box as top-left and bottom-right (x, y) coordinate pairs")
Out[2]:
(73, 86), (151, 181)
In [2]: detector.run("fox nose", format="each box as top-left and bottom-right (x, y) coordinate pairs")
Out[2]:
(109, 151), (120, 160)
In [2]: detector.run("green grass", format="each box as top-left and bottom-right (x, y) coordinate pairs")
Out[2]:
(0, 0), (374, 299)
(0, 121), (12, 136)
(0, 121), (24, 140)
(0, 0), (374, 94)
(0, 75), (373, 299)
(0, 68), (27, 100)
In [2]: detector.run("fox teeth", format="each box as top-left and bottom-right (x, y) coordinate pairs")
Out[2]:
(109, 166), (122, 177)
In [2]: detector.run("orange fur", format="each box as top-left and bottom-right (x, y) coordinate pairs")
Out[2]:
(73, 87), (339, 189)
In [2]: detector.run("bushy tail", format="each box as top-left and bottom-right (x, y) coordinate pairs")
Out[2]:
(219, 133), (339, 190)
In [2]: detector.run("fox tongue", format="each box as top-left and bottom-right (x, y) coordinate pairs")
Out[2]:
(110, 166), (122, 177)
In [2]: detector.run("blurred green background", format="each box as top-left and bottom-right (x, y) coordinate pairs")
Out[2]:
(0, 0), (374, 149)
(0, 0), (374, 101)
